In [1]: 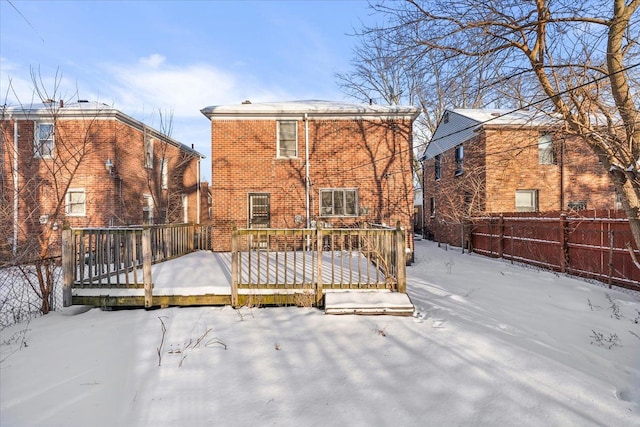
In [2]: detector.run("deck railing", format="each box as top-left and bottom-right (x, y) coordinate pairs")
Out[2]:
(231, 223), (406, 306)
(62, 223), (211, 307)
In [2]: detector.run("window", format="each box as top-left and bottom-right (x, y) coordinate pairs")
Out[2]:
(434, 154), (441, 180)
(143, 194), (154, 224)
(65, 189), (86, 216)
(277, 121), (297, 158)
(144, 138), (154, 168)
(568, 201), (587, 211)
(182, 194), (188, 223)
(429, 197), (435, 217)
(515, 189), (538, 212)
(162, 159), (169, 189)
(538, 132), (555, 165)
(320, 189), (358, 217)
(35, 122), (54, 158)
(454, 145), (464, 175)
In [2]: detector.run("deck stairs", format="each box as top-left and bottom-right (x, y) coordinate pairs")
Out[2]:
(324, 290), (414, 316)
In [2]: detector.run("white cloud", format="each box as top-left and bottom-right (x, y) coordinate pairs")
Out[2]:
(101, 55), (290, 120)
(139, 53), (166, 68)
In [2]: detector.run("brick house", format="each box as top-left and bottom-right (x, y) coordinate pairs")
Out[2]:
(1, 100), (203, 260)
(201, 100), (421, 255)
(420, 109), (617, 244)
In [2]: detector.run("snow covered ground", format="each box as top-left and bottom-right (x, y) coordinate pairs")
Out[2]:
(1, 240), (639, 426)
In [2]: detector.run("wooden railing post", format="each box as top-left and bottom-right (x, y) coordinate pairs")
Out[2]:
(142, 228), (153, 308)
(559, 213), (568, 273)
(231, 226), (239, 307)
(316, 224), (323, 305)
(62, 228), (74, 307)
(395, 221), (406, 293)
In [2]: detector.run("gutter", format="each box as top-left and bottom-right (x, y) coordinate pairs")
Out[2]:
(13, 119), (18, 255)
(304, 113), (310, 228)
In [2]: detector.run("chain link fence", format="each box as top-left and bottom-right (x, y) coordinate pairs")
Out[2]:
(0, 257), (63, 330)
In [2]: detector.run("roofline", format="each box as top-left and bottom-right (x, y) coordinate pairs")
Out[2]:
(3, 103), (205, 158)
(200, 102), (421, 121)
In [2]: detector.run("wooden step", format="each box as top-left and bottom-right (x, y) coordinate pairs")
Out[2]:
(324, 290), (414, 316)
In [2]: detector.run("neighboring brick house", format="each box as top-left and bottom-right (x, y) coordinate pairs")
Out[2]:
(420, 109), (617, 244)
(201, 100), (421, 255)
(1, 100), (203, 260)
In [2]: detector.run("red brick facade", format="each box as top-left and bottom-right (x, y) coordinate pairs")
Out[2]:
(422, 112), (617, 246)
(202, 101), (420, 253)
(1, 102), (202, 260)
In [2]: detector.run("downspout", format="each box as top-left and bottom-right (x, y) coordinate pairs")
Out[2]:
(304, 113), (310, 228)
(13, 119), (18, 255)
(196, 157), (201, 224)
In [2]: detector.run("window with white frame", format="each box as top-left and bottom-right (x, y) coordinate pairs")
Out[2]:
(144, 138), (154, 168)
(538, 132), (555, 165)
(320, 189), (358, 217)
(35, 122), (54, 158)
(515, 189), (538, 212)
(162, 159), (169, 189)
(454, 145), (464, 176)
(65, 188), (86, 216)
(277, 121), (297, 158)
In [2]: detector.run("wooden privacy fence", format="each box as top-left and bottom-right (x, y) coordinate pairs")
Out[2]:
(231, 224), (407, 306)
(470, 211), (640, 290)
(62, 223), (211, 307)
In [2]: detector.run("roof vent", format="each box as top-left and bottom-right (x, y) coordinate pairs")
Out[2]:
(241, 100), (252, 104)
(44, 99), (55, 104)
(78, 99), (89, 103)
(491, 112), (501, 117)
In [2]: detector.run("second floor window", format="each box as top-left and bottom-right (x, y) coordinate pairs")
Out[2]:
(455, 145), (464, 176)
(144, 138), (154, 168)
(277, 121), (298, 158)
(35, 123), (54, 158)
(434, 154), (441, 180)
(539, 132), (555, 165)
(320, 189), (358, 217)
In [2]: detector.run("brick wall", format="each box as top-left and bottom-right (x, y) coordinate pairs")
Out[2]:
(210, 118), (415, 252)
(422, 126), (616, 246)
(1, 114), (200, 260)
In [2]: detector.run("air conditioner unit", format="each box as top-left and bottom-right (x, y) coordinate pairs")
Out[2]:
(39, 215), (49, 224)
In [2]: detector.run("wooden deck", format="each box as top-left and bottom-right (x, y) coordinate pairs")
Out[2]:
(71, 250), (410, 311)
(66, 224), (411, 313)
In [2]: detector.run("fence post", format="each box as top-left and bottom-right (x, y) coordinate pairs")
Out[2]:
(231, 226), (239, 307)
(559, 213), (568, 273)
(608, 230), (614, 289)
(395, 221), (406, 293)
(62, 228), (74, 307)
(498, 214), (505, 258)
(316, 224), (323, 305)
(142, 228), (153, 308)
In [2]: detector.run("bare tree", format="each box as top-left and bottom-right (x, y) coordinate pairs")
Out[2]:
(360, 0), (640, 251)
(1, 69), (101, 314)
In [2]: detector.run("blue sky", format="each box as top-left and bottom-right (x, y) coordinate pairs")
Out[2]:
(0, 0), (375, 181)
